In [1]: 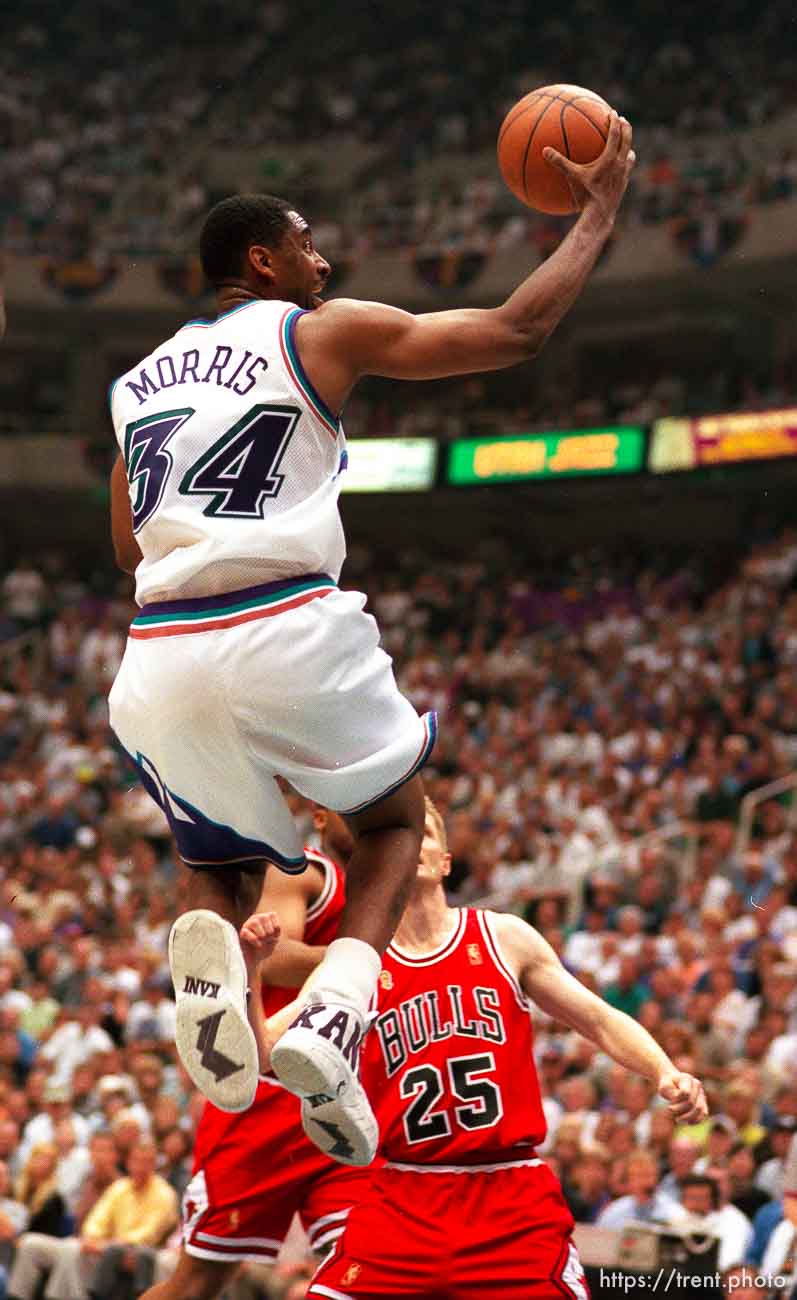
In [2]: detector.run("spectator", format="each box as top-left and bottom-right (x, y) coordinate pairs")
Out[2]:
(602, 956), (649, 1020)
(124, 979), (175, 1047)
(7, 1140), (177, 1300)
(727, 1143), (771, 1221)
(566, 1151), (612, 1223)
(18, 1088), (89, 1170)
(14, 1145), (66, 1238)
(756, 1118), (797, 1200)
(659, 1136), (701, 1200)
(680, 1168), (754, 1272)
(596, 1149), (684, 1228)
(0, 1158), (28, 1297)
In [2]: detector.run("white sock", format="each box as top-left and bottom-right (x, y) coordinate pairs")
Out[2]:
(307, 937), (381, 1019)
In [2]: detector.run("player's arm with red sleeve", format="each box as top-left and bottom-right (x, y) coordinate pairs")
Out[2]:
(297, 114), (634, 406)
(248, 866), (332, 1066)
(110, 453), (142, 574)
(255, 866), (328, 988)
(491, 911), (708, 1123)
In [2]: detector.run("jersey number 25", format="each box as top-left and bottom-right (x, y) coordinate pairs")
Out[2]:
(400, 1052), (503, 1146)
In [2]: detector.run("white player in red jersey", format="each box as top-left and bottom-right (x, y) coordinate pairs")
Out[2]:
(307, 800), (707, 1299)
(140, 811), (368, 1300)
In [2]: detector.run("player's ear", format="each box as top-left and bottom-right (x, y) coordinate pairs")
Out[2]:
(248, 243), (276, 283)
(442, 853), (452, 878)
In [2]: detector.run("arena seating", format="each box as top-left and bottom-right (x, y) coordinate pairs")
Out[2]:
(1, 529), (796, 1293)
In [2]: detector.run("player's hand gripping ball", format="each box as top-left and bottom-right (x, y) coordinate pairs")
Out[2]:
(498, 83), (615, 214)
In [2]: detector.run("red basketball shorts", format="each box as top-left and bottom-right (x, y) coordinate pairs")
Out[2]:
(183, 1077), (368, 1265)
(308, 1160), (589, 1298)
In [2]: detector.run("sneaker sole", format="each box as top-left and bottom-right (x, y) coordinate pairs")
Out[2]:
(169, 909), (258, 1113)
(271, 1027), (378, 1166)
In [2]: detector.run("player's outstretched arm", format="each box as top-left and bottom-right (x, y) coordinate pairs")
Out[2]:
(240, 911), (281, 1073)
(299, 113), (634, 401)
(491, 911), (707, 1124)
(254, 866), (329, 989)
(110, 454), (143, 574)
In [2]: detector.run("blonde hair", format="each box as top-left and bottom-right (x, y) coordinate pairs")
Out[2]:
(424, 798), (448, 853)
(16, 1142), (59, 1215)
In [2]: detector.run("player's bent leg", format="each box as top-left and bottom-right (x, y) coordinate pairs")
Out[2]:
(271, 778), (425, 1167)
(340, 773), (426, 952)
(170, 863), (265, 1113)
(137, 1248), (239, 1300)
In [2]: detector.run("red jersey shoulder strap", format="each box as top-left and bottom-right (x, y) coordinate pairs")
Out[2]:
(477, 910), (532, 1012)
(304, 848), (341, 924)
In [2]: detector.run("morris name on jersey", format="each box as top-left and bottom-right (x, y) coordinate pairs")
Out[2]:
(124, 345), (269, 406)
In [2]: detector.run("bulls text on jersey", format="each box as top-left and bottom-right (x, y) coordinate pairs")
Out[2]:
(375, 984), (506, 1078)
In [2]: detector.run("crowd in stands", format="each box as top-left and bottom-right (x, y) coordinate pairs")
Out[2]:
(0, 524), (797, 1293)
(345, 362), (797, 442)
(1, 1), (796, 257)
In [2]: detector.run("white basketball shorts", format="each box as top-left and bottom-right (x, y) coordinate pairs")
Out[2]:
(108, 574), (437, 871)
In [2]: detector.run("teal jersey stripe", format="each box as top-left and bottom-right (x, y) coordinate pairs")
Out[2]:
(282, 308), (340, 433)
(181, 300), (261, 330)
(132, 578), (332, 625)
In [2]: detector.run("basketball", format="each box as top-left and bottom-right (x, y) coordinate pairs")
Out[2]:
(497, 84), (612, 215)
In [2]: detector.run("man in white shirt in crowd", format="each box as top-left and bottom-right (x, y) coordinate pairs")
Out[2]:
(596, 1149), (685, 1229)
(679, 1170), (753, 1273)
(757, 1117), (797, 1201)
(125, 978), (176, 1046)
(18, 1084), (90, 1167)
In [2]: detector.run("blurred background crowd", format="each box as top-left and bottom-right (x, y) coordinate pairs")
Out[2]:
(0, 0), (795, 258)
(0, 523), (796, 1293)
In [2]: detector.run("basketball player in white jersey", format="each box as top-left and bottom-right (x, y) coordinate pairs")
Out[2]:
(108, 114), (635, 1166)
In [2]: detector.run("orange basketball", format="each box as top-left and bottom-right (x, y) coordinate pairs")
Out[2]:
(497, 84), (611, 215)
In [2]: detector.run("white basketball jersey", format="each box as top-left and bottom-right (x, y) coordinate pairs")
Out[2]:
(110, 299), (347, 604)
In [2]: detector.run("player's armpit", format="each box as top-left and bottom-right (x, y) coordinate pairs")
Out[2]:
(110, 454), (142, 574)
(491, 911), (676, 1081)
(492, 911), (617, 1039)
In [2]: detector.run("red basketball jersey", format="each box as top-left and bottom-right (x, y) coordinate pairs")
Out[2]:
(362, 907), (547, 1167)
(261, 847), (345, 1020)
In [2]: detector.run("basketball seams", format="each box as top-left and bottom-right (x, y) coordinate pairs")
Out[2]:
(559, 102), (571, 160)
(566, 98), (609, 142)
(497, 92), (546, 149)
(520, 98), (559, 203)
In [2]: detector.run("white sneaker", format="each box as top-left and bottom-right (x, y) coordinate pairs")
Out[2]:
(270, 992), (378, 1167)
(169, 909), (258, 1113)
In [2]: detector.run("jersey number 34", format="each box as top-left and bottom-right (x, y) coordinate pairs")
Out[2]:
(123, 403), (300, 531)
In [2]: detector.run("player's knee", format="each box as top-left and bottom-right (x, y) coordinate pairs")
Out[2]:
(165, 1257), (232, 1300)
(349, 774), (426, 841)
(184, 1278), (224, 1300)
